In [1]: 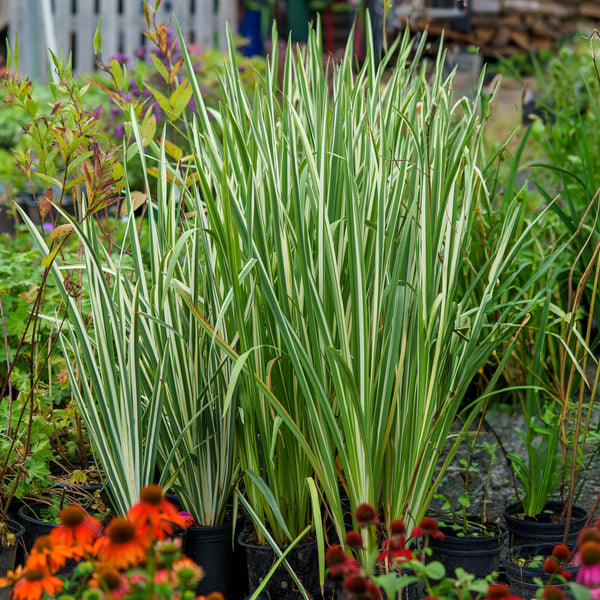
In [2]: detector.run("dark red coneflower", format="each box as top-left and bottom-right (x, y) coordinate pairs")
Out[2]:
(344, 574), (368, 594)
(345, 530), (363, 549)
(542, 586), (566, 600)
(390, 519), (406, 536)
(354, 504), (379, 528)
(484, 583), (522, 600)
(552, 544), (570, 562)
(411, 517), (444, 541)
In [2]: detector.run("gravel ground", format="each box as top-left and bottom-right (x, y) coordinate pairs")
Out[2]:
(432, 405), (600, 526)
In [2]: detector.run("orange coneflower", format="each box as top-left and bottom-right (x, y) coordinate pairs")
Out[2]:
(90, 563), (130, 598)
(127, 484), (187, 540)
(0, 565), (23, 590)
(93, 516), (150, 569)
(10, 566), (63, 600)
(27, 535), (74, 572)
(50, 504), (102, 549)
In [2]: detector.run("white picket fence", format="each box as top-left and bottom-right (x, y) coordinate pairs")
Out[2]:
(7, 0), (238, 79)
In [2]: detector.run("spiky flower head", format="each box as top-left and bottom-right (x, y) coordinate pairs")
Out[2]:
(344, 575), (368, 594)
(390, 520), (406, 536)
(552, 544), (570, 562)
(581, 541), (600, 566)
(354, 504), (379, 527)
(412, 517), (445, 541)
(542, 586), (566, 600)
(345, 530), (363, 548)
(173, 557), (205, 587)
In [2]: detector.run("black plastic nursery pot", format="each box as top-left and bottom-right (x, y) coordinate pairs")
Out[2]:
(184, 518), (248, 600)
(503, 502), (588, 547)
(503, 543), (579, 600)
(0, 519), (25, 574)
(429, 522), (508, 579)
(0, 520), (25, 600)
(17, 501), (58, 554)
(50, 461), (105, 492)
(238, 527), (320, 600)
(15, 191), (75, 225)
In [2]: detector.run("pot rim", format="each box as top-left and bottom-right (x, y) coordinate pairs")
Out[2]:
(503, 501), (588, 523)
(503, 543), (579, 575)
(237, 526), (316, 551)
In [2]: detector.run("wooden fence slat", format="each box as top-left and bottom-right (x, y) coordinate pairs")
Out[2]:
(8, 0), (238, 78)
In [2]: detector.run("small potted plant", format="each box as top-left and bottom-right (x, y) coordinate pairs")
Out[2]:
(430, 431), (507, 579)
(501, 284), (596, 547)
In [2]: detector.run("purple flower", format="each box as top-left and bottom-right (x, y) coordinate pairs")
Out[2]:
(186, 96), (198, 115)
(135, 45), (148, 60)
(114, 123), (126, 139)
(42, 222), (54, 231)
(178, 511), (194, 527)
(110, 52), (129, 66)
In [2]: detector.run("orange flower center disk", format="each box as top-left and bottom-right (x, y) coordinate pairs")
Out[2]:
(59, 505), (86, 528)
(24, 568), (47, 583)
(581, 541), (600, 566)
(107, 518), (136, 545)
(97, 566), (123, 591)
(139, 484), (164, 506)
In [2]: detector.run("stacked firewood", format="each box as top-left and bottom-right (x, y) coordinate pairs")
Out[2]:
(401, 0), (599, 57)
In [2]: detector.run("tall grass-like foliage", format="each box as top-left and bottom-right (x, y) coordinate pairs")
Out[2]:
(177, 19), (554, 547)
(19, 203), (162, 515)
(19, 134), (239, 525)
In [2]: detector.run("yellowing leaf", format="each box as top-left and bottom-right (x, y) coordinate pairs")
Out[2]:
(42, 245), (61, 268)
(147, 166), (175, 182)
(151, 52), (169, 84)
(169, 80), (193, 119)
(140, 110), (156, 147)
(163, 138), (182, 162)
(119, 191), (147, 217)
(109, 58), (123, 89)
(50, 224), (75, 240)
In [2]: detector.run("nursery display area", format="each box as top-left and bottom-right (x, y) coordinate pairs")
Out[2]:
(0, 2), (599, 600)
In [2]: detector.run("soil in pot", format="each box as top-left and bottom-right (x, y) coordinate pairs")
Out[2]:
(184, 516), (248, 600)
(503, 543), (578, 600)
(238, 527), (320, 600)
(429, 520), (508, 579)
(503, 501), (588, 546)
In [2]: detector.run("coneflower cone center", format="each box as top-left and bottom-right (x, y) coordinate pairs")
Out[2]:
(107, 518), (135, 544)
